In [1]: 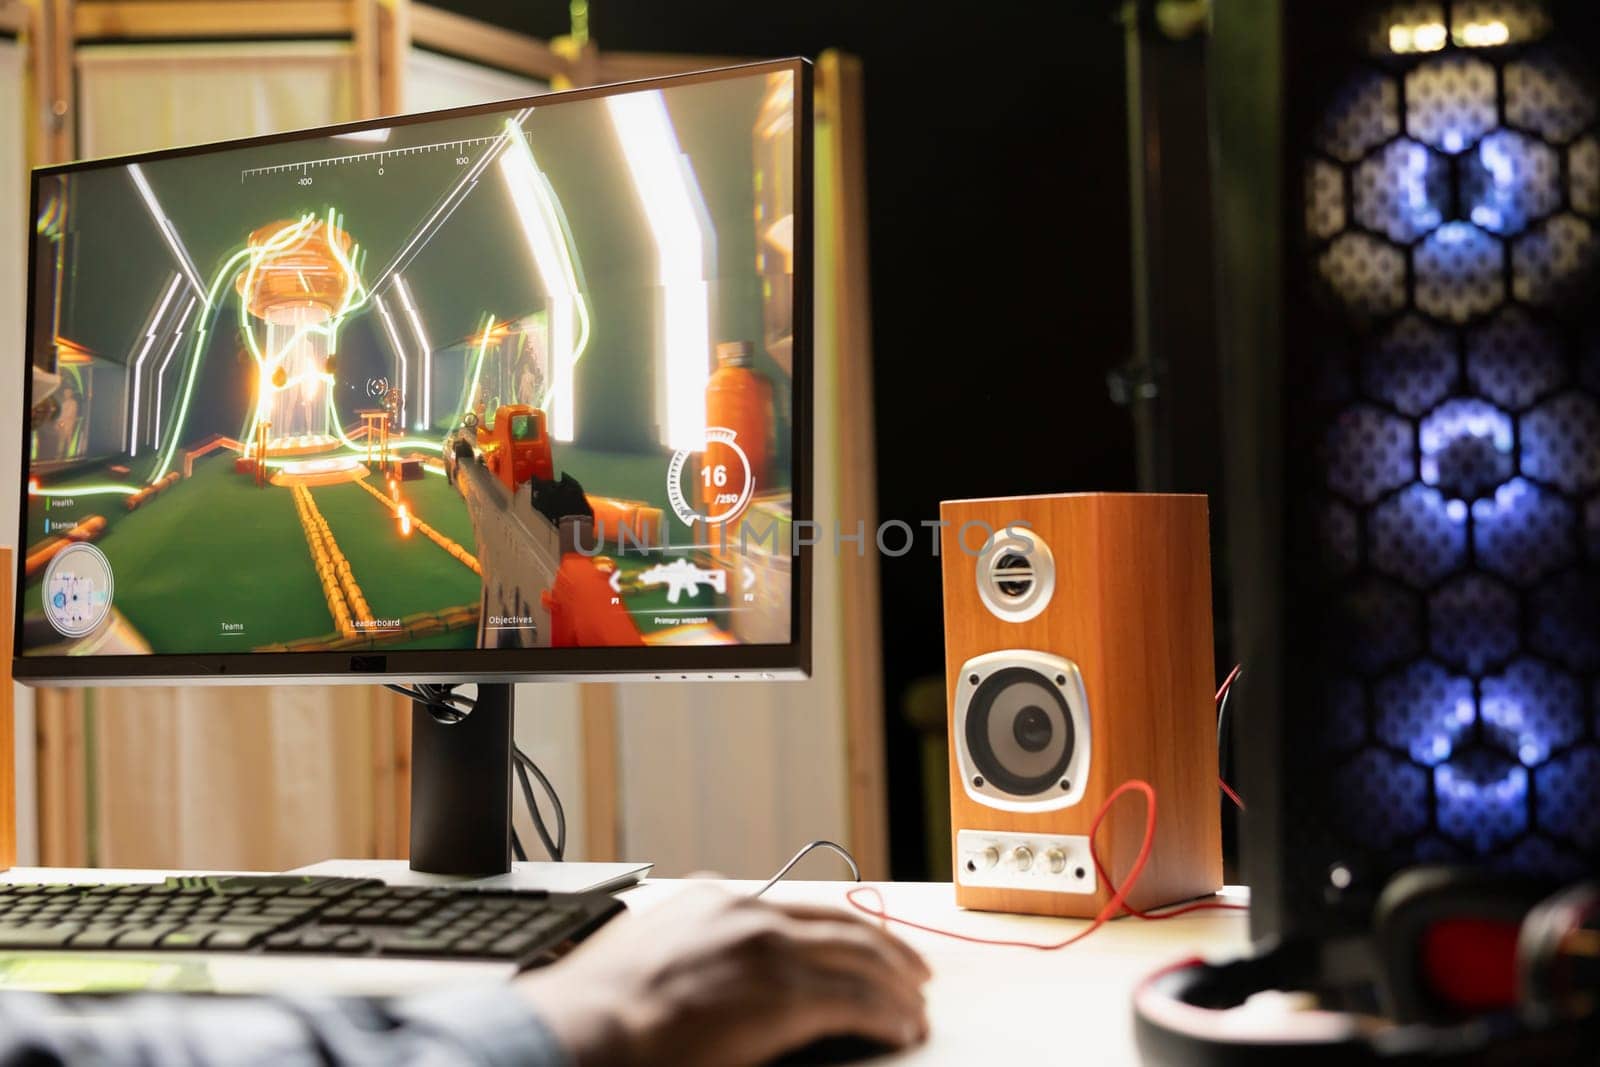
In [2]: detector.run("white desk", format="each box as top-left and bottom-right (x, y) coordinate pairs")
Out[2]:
(0, 867), (1250, 1065)
(625, 879), (1251, 1065)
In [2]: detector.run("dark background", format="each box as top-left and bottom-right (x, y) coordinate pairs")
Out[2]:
(440, 0), (1141, 878)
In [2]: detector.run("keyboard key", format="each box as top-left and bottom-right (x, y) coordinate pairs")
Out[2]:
(115, 924), (179, 949)
(379, 935), (452, 956)
(158, 929), (212, 950)
(68, 926), (129, 949)
(206, 928), (268, 951)
(0, 924), (82, 948)
(487, 932), (539, 957)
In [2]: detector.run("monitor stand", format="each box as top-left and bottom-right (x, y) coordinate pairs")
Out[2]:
(408, 681), (514, 876)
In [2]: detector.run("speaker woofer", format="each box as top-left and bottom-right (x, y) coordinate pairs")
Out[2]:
(953, 650), (1092, 812)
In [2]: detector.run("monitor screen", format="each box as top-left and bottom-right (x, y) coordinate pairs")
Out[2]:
(15, 60), (810, 681)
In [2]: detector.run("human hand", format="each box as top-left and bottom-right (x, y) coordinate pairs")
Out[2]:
(516, 884), (931, 1066)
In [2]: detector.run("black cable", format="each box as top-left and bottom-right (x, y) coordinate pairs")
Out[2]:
(386, 683), (474, 723)
(512, 828), (527, 863)
(513, 757), (560, 861)
(755, 840), (861, 898)
(514, 747), (566, 861)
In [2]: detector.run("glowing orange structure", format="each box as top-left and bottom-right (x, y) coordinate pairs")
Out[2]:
(236, 218), (357, 452)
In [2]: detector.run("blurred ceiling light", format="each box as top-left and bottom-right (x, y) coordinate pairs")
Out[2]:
(1390, 21), (1449, 53)
(1389, 16), (1511, 52)
(1456, 20), (1510, 47)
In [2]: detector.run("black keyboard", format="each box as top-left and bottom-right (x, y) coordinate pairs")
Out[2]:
(0, 876), (623, 965)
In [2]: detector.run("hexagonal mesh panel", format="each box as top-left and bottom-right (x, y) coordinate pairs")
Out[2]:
(1462, 130), (1559, 235)
(1465, 307), (1565, 410)
(1365, 316), (1457, 415)
(1436, 748), (1528, 850)
(1307, 159), (1348, 240)
(1300, 11), (1600, 877)
(1356, 140), (1448, 241)
(1370, 483), (1467, 585)
(1430, 574), (1519, 672)
(1473, 478), (1576, 582)
(1337, 749), (1429, 847)
(1321, 498), (1362, 576)
(1480, 657), (1583, 763)
(1417, 223), (1505, 322)
(1505, 55), (1596, 143)
(1529, 571), (1600, 671)
(1345, 578), (1425, 673)
(1521, 392), (1600, 492)
(1512, 214), (1598, 305)
(1317, 71), (1402, 163)
(1320, 233), (1408, 317)
(1569, 135), (1600, 216)
(1375, 660), (1474, 762)
(1407, 56), (1498, 151)
(1535, 745), (1600, 849)
(1326, 405), (1416, 502)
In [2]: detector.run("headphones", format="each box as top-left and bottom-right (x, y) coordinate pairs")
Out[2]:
(1134, 867), (1600, 1065)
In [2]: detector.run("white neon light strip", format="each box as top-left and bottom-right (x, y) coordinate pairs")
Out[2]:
(498, 123), (590, 442)
(368, 107), (534, 294)
(604, 91), (715, 451)
(394, 275), (434, 430)
(152, 297), (196, 449)
(127, 274), (182, 456)
(127, 164), (206, 299)
(374, 292), (409, 426)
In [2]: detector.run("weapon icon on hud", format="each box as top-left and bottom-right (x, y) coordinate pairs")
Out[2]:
(637, 560), (727, 604)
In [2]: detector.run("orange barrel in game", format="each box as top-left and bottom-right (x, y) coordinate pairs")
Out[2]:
(702, 341), (774, 515)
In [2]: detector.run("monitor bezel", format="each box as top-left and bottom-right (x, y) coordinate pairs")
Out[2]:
(13, 57), (814, 685)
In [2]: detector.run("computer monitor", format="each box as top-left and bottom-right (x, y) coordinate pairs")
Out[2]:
(13, 58), (813, 874)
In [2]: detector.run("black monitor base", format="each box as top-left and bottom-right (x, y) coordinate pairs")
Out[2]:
(409, 682), (514, 876)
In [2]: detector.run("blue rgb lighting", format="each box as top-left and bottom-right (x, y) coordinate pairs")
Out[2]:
(1311, 40), (1600, 867)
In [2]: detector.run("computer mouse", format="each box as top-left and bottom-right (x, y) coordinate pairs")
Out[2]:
(767, 1034), (900, 1065)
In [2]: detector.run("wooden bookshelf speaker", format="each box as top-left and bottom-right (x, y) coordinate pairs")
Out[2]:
(940, 493), (1221, 918)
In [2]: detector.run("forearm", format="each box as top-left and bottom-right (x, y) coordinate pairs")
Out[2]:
(0, 985), (570, 1066)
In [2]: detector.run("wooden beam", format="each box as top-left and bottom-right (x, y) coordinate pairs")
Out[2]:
(36, 0), (74, 164)
(375, 0), (406, 115)
(74, 1), (353, 39)
(819, 51), (889, 880)
(35, 690), (87, 867)
(0, 1), (26, 35)
(579, 684), (620, 861)
(367, 686), (411, 858)
(409, 2), (564, 83)
(350, 0), (379, 117)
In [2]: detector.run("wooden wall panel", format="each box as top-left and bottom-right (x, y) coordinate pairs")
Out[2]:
(819, 51), (888, 879)
(0, 548), (14, 869)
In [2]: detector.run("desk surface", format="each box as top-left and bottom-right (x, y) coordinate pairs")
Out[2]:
(2, 866), (1250, 1065)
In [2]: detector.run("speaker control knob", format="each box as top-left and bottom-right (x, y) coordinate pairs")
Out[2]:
(1045, 848), (1068, 874)
(979, 846), (999, 870)
(1011, 846), (1034, 872)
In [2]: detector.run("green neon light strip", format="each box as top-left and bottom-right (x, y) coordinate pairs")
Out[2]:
(460, 313), (496, 423)
(150, 235), (265, 482)
(33, 484), (138, 497)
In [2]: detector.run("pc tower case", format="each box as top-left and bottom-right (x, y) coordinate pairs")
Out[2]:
(1214, 0), (1600, 940)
